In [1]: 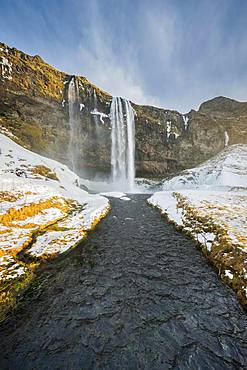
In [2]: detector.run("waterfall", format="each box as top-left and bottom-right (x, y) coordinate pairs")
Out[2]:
(93, 89), (99, 124)
(92, 89), (101, 139)
(68, 76), (79, 173)
(110, 97), (135, 191)
(224, 131), (229, 147)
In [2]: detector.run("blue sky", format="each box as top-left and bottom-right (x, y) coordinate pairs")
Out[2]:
(0, 0), (246, 112)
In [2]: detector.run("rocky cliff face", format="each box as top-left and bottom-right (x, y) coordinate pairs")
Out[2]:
(0, 42), (245, 178)
(199, 96), (247, 145)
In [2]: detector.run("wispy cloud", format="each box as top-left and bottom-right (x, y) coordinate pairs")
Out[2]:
(75, 1), (160, 105)
(0, 0), (247, 112)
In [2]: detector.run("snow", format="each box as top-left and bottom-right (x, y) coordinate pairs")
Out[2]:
(0, 56), (12, 80)
(183, 115), (189, 130)
(148, 192), (183, 226)
(14, 207), (65, 226)
(0, 133), (110, 266)
(161, 144), (247, 191)
(80, 103), (85, 111)
(225, 270), (234, 280)
(166, 120), (180, 139)
(0, 255), (27, 281)
(0, 133), (81, 188)
(148, 144), (247, 303)
(0, 125), (18, 140)
(148, 189), (247, 252)
(0, 227), (32, 251)
(62, 99), (65, 107)
(101, 192), (126, 198)
(28, 229), (87, 257)
(90, 109), (108, 124)
(100, 192), (131, 201)
(166, 120), (172, 138)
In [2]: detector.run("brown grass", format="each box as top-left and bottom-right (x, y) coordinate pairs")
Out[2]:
(0, 196), (71, 226)
(31, 165), (59, 181)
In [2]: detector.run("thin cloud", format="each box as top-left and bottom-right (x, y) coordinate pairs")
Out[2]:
(0, 0), (246, 112)
(76, 1), (159, 105)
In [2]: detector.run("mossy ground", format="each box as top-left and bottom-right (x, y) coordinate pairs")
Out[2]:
(173, 192), (247, 307)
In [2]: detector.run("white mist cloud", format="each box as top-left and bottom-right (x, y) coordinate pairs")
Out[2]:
(76, 1), (159, 106)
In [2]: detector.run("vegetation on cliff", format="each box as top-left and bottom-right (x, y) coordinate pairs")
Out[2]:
(2, 41), (246, 177)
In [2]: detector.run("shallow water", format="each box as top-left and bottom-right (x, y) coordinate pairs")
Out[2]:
(0, 195), (246, 369)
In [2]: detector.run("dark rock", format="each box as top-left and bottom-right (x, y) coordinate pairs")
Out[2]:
(0, 42), (245, 178)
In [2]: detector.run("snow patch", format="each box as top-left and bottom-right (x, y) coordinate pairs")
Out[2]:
(0, 56), (12, 80)
(0, 133), (110, 259)
(225, 270), (234, 280)
(183, 115), (189, 130)
(161, 145), (247, 191)
(90, 109), (108, 124)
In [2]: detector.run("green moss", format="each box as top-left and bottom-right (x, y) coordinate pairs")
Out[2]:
(0, 268), (35, 323)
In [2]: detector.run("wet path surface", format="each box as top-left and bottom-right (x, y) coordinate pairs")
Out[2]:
(0, 195), (246, 369)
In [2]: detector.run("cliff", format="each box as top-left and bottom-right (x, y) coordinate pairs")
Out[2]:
(0, 42), (246, 178)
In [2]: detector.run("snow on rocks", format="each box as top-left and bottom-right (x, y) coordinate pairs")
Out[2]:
(183, 115), (189, 130)
(0, 56), (12, 80)
(0, 255), (27, 282)
(161, 144), (247, 191)
(100, 192), (131, 200)
(225, 270), (234, 280)
(0, 126), (17, 140)
(101, 191), (126, 198)
(90, 109), (108, 124)
(27, 229), (87, 258)
(149, 144), (247, 307)
(166, 120), (172, 139)
(148, 190), (247, 305)
(166, 120), (180, 140)
(0, 133), (110, 291)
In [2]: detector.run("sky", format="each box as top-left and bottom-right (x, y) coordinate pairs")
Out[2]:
(0, 0), (246, 113)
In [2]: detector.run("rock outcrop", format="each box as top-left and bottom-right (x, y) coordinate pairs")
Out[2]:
(199, 96), (247, 145)
(0, 42), (246, 178)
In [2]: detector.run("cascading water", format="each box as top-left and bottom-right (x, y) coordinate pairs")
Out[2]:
(110, 97), (135, 191)
(68, 76), (79, 173)
(92, 89), (101, 140)
(92, 89), (99, 124)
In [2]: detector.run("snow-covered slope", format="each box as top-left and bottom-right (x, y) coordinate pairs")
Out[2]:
(149, 144), (247, 306)
(0, 131), (82, 195)
(0, 131), (109, 205)
(161, 144), (247, 191)
(0, 131), (109, 316)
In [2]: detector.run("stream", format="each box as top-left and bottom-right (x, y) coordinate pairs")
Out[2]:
(0, 195), (246, 369)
